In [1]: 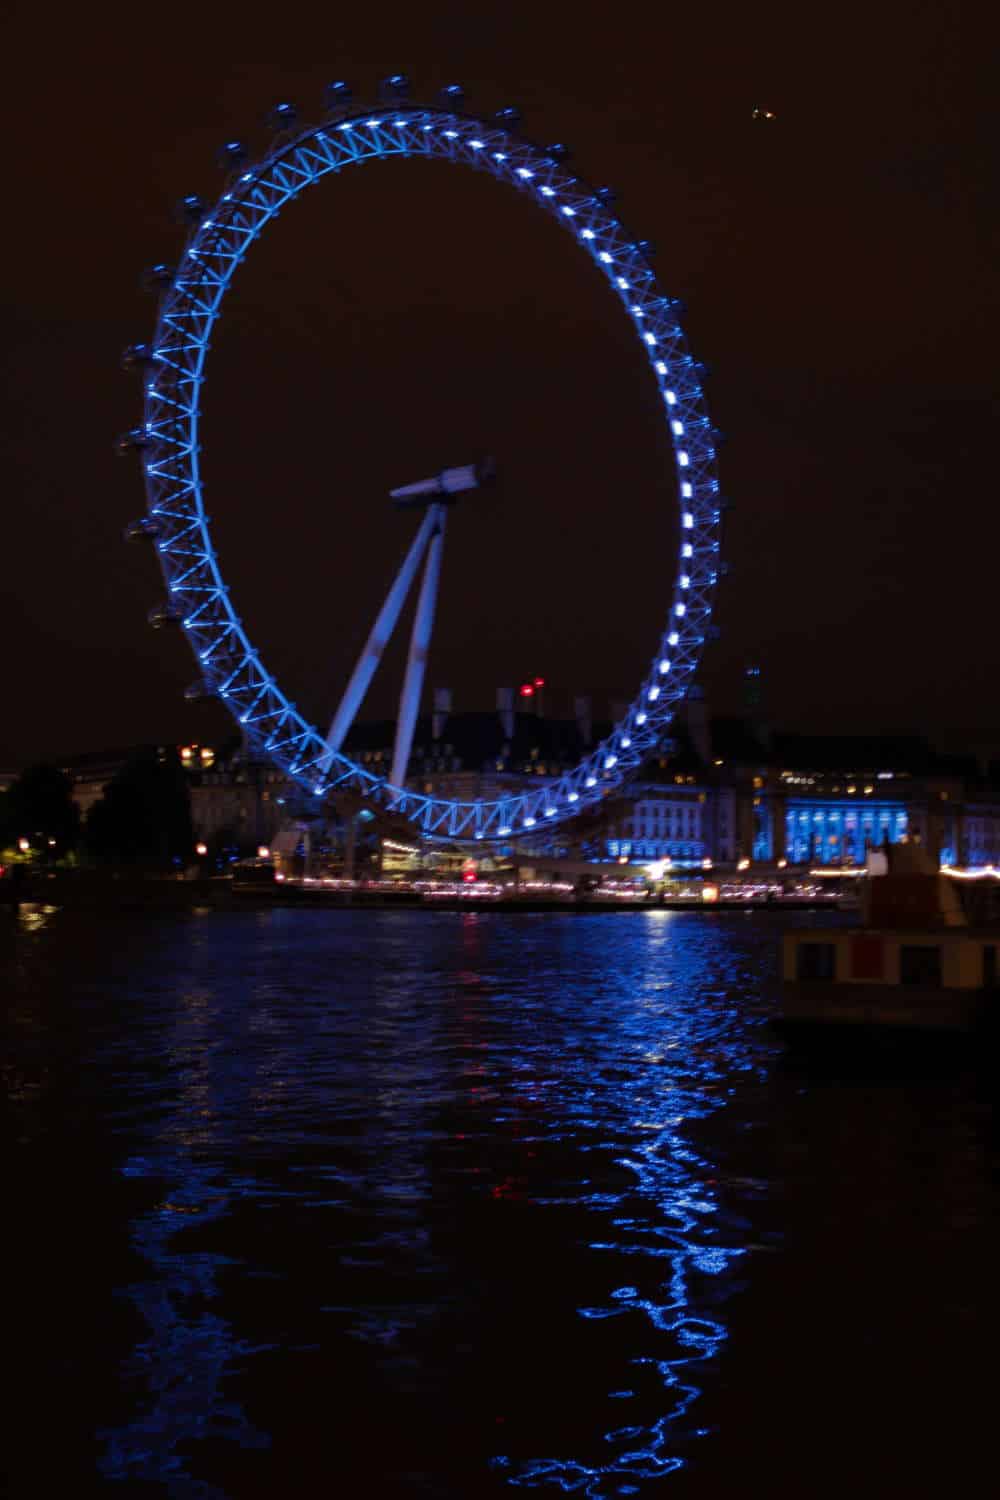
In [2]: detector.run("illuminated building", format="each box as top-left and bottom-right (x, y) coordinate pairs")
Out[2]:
(44, 706), (1000, 872)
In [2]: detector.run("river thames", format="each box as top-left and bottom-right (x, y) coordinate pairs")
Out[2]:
(2, 906), (994, 1497)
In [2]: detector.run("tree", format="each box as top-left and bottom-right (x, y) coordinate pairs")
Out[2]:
(85, 746), (193, 865)
(0, 764), (80, 855)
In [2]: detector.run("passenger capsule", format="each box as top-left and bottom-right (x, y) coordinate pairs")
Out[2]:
(378, 73), (410, 101)
(121, 343), (155, 372)
(266, 101), (299, 131)
(593, 185), (618, 204)
(544, 142), (571, 162)
(175, 194), (207, 225)
(139, 263), (174, 293)
(494, 106), (521, 128)
(324, 80), (352, 110)
(114, 428), (150, 458)
(216, 139), (248, 169)
(148, 603), (185, 629)
(439, 83), (465, 108)
(123, 517), (162, 543)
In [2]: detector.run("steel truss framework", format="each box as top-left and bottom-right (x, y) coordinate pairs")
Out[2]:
(131, 102), (722, 842)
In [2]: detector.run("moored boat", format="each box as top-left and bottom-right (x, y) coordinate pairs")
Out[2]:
(779, 844), (999, 1034)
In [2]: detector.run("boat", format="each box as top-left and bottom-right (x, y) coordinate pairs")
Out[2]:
(779, 843), (999, 1034)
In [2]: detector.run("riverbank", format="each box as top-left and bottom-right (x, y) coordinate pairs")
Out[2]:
(3, 870), (849, 915)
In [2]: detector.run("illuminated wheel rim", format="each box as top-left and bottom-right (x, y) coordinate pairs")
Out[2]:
(137, 103), (722, 841)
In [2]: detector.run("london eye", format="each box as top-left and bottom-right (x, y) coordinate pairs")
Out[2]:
(119, 76), (723, 842)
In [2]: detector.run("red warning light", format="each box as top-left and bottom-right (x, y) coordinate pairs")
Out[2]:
(463, 869), (477, 883)
(519, 683), (534, 698)
(533, 677), (545, 688)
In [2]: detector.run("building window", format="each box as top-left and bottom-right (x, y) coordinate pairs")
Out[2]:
(797, 942), (835, 981)
(899, 945), (942, 987)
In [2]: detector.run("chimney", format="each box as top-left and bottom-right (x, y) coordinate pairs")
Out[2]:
(497, 687), (514, 740)
(574, 696), (592, 746)
(432, 687), (452, 740)
(681, 691), (711, 766)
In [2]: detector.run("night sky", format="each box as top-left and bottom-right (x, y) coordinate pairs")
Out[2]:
(3, 7), (996, 768)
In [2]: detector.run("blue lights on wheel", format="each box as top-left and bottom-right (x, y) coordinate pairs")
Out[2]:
(129, 93), (722, 842)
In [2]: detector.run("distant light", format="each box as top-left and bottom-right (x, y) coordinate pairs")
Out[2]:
(257, 845), (270, 859)
(737, 858), (750, 871)
(777, 858), (788, 869)
(519, 684), (534, 698)
(702, 858), (713, 869)
(534, 677), (545, 687)
(195, 842), (208, 857)
(17, 838), (29, 853)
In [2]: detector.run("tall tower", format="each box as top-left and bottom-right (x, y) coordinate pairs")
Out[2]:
(743, 663), (769, 748)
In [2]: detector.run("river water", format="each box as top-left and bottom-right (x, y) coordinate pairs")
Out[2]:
(2, 906), (994, 1497)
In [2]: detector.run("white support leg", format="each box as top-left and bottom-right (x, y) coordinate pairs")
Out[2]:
(391, 504), (446, 790)
(323, 507), (438, 765)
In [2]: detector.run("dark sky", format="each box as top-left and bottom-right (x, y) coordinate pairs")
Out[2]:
(3, 5), (996, 767)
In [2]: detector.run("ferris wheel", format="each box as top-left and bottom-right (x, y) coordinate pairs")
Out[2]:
(118, 77), (723, 843)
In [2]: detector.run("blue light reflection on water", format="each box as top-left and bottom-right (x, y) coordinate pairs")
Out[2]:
(6, 907), (784, 1495)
